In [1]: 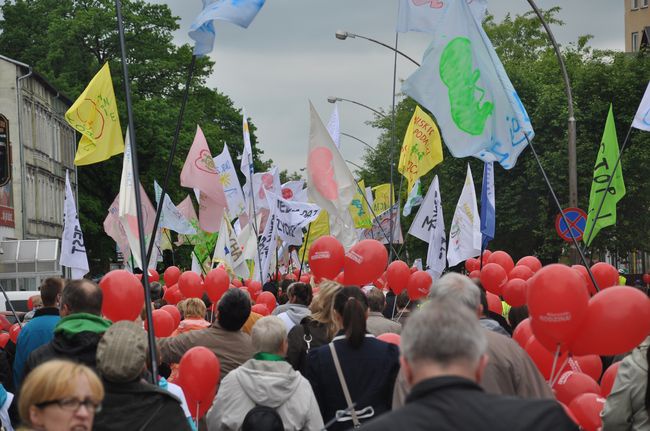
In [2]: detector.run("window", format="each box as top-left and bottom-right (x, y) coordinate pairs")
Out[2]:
(632, 0), (639, 9)
(633, 32), (639, 51)
(644, 0), (649, 7)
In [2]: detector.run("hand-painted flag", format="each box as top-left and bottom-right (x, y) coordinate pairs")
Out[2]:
(189, 0), (266, 56)
(423, 176), (447, 280)
(583, 105), (626, 246)
(359, 204), (403, 245)
(480, 162), (495, 249)
(632, 81), (650, 132)
(372, 183), (394, 215)
(349, 180), (373, 228)
(60, 170), (89, 279)
(281, 180), (308, 202)
(402, 0), (533, 169)
(447, 164), (481, 267)
(65, 63), (124, 166)
(396, 0), (487, 34)
(213, 144), (247, 218)
(180, 125), (227, 232)
(399, 106), (443, 193)
(252, 167), (282, 211)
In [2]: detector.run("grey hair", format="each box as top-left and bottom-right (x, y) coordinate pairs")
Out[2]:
(401, 300), (487, 367)
(428, 272), (481, 312)
(251, 316), (287, 354)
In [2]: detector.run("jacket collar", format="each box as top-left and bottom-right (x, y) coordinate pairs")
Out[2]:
(406, 376), (483, 403)
(34, 307), (60, 318)
(332, 331), (375, 342)
(368, 311), (385, 318)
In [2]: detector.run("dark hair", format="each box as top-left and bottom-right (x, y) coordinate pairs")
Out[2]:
(149, 282), (163, 302)
(263, 281), (279, 298)
(333, 286), (369, 349)
(478, 287), (489, 317)
(60, 280), (103, 315)
(39, 277), (63, 307)
(217, 289), (251, 331)
(289, 282), (312, 306)
(396, 291), (410, 309)
(507, 305), (529, 331)
(367, 288), (386, 312)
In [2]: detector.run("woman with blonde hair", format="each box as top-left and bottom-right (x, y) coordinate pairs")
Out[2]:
(286, 280), (342, 372)
(168, 298), (211, 382)
(19, 359), (104, 430)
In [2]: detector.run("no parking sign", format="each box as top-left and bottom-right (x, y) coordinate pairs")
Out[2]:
(555, 207), (587, 243)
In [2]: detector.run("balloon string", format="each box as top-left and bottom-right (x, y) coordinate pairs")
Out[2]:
(195, 401), (199, 427)
(548, 344), (561, 385)
(550, 355), (571, 388)
(394, 299), (410, 323)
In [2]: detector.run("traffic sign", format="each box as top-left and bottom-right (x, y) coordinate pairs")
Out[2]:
(555, 207), (588, 243)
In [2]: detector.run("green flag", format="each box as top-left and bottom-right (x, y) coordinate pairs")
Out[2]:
(583, 105), (625, 246)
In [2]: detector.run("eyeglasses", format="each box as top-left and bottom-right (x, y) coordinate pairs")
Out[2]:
(36, 398), (102, 413)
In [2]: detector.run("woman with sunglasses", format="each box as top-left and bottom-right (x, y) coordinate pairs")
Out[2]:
(18, 360), (103, 431)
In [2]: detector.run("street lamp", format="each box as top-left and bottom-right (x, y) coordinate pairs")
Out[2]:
(341, 132), (376, 153)
(327, 96), (386, 119)
(334, 30), (421, 67)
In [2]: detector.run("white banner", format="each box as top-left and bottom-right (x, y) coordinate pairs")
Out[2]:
(154, 181), (196, 235)
(267, 191), (320, 246)
(359, 204), (403, 244)
(447, 165), (481, 267)
(60, 170), (89, 279)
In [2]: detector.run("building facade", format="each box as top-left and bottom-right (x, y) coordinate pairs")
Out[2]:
(0, 54), (78, 241)
(625, 0), (650, 52)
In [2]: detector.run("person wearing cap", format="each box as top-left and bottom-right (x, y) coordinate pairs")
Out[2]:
(93, 321), (190, 431)
(23, 279), (111, 380)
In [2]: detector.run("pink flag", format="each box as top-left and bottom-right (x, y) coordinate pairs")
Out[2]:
(176, 195), (199, 224)
(180, 126), (227, 232)
(104, 194), (131, 261)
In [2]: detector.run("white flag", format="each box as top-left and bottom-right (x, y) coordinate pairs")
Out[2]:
(447, 165), (481, 267)
(396, 0), (487, 34)
(60, 170), (89, 279)
(359, 204), (403, 244)
(267, 191), (321, 246)
(214, 144), (247, 218)
(409, 176), (442, 242)
(154, 181), (196, 235)
(281, 180), (308, 202)
(257, 206), (278, 282)
(633, 81), (650, 132)
(241, 108), (255, 208)
(212, 215), (249, 279)
(326, 103), (341, 149)
(425, 177), (447, 280)
(252, 167), (282, 211)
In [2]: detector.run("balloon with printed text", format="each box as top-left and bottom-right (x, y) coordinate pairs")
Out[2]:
(344, 240), (388, 286)
(407, 271), (432, 301)
(308, 236), (344, 280)
(569, 393), (605, 431)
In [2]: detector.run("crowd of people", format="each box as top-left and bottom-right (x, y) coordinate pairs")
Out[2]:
(0, 271), (646, 430)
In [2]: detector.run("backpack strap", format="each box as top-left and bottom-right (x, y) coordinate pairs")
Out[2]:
(329, 342), (361, 428)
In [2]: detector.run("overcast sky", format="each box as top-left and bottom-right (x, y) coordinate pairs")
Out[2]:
(150, 0), (624, 174)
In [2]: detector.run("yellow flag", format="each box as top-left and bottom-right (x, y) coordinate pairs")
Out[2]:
(349, 180), (372, 228)
(398, 105), (443, 191)
(65, 63), (124, 166)
(372, 184), (394, 214)
(299, 210), (330, 260)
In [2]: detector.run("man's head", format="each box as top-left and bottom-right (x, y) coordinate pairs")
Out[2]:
(401, 300), (488, 386)
(288, 282), (312, 306)
(59, 280), (103, 317)
(39, 277), (64, 308)
(217, 288), (251, 331)
(428, 273), (481, 316)
(367, 288), (386, 313)
(251, 316), (288, 356)
(149, 282), (163, 302)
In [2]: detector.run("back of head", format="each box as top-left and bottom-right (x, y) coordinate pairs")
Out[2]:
(396, 291), (410, 309)
(242, 405), (284, 431)
(218, 288), (251, 331)
(60, 279), (103, 316)
(39, 277), (63, 307)
(428, 273), (480, 314)
(333, 286), (369, 348)
(401, 300), (487, 372)
(251, 316), (287, 355)
(478, 286), (489, 318)
(289, 282), (312, 306)
(149, 282), (163, 302)
(367, 288), (386, 313)
(96, 321), (148, 383)
(183, 298), (206, 319)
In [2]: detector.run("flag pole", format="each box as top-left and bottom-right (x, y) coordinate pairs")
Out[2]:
(298, 224), (311, 279)
(388, 30), (399, 262)
(525, 135), (600, 291)
(145, 55), (197, 265)
(114, 0), (158, 383)
(582, 123), (633, 248)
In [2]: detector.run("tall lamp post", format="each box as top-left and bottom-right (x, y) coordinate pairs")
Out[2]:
(327, 96), (386, 119)
(341, 132), (377, 153)
(334, 30), (420, 67)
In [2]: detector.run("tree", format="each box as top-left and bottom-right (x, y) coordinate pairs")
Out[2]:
(360, 8), (650, 266)
(0, 0), (271, 273)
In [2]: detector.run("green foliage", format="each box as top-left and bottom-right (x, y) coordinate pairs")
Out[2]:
(361, 8), (650, 265)
(0, 0), (271, 274)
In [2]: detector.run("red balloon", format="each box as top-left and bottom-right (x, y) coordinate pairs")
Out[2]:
(480, 263), (508, 295)
(508, 265), (534, 281)
(300, 274), (311, 284)
(163, 284), (183, 305)
(377, 333), (401, 346)
(177, 347), (221, 420)
(256, 291), (276, 312)
(590, 262), (618, 290)
(9, 324), (21, 344)
(559, 402), (580, 426)
(248, 280), (262, 299)
(334, 272), (345, 284)
(148, 269), (160, 283)
(569, 393), (605, 431)
(407, 271), (432, 301)
(524, 336), (568, 380)
(178, 272), (204, 299)
(205, 269), (230, 302)
(309, 236), (345, 280)
(570, 286), (650, 356)
(553, 371), (601, 406)
(571, 265), (597, 295)
(465, 258), (480, 273)
(512, 318), (533, 348)
(516, 256), (542, 273)
(231, 278), (243, 288)
(487, 251), (515, 274)
(527, 264), (589, 351)
(160, 305), (181, 330)
(164, 266), (181, 286)
(561, 355), (603, 382)
(644, 274), (650, 285)
(503, 278), (528, 307)
(100, 270), (145, 322)
(486, 291), (502, 315)
(0, 333), (9, 348)
(409, 266), (418, 274)
(600, 362), (621, 397)
(386, 261), (410, 295)
(251, 304), (270, 316)
(468, 270), (481, 279)
(482, 250), (492, 261)
(145, 309), (175, 337)
(344, 240), (388, 286)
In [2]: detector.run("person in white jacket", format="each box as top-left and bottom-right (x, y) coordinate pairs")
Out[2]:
(602, 336), (650, 430)
(206, 316), (324, 431)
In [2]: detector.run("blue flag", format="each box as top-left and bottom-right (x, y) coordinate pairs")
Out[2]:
(189, 0), (266, 56)
(480, 162), (495, 249)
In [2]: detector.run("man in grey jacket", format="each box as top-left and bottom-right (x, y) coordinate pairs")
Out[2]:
(366, 288), (402, 336)
(276, 282), (313, 332)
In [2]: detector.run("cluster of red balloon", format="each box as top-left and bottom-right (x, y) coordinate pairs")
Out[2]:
(176, 346), (221, 419)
